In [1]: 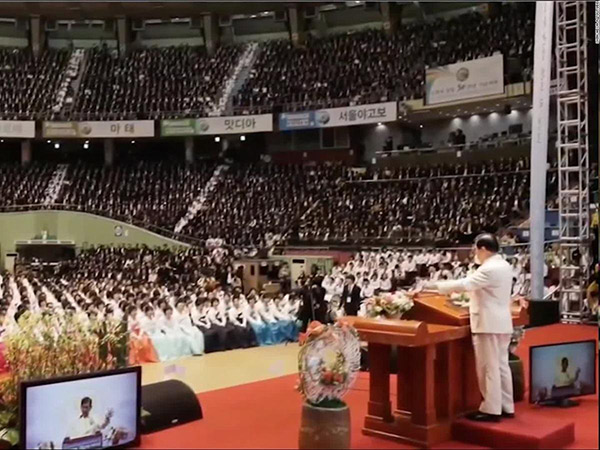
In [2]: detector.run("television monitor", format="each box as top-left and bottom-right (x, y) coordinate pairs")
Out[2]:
(20, 367), (141, 449)
(529, 340), (597, 407)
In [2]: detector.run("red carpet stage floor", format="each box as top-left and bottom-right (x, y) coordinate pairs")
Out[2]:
(141, 324), (598, 449)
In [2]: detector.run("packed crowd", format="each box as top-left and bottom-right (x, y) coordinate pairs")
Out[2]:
(0, 246), (301, 365)
(56, 161), (217, 231)
(70, 45), (243, 120)
(234, 3), (534, 112)
(0, 4), (533, 119)
(179, 163), (346, 248)
(0, 162), (57, 209)
(0, 158), (549, 248)
(0, 48), (69, 120)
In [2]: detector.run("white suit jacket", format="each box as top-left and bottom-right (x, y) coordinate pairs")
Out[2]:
(436, 254), (513, 334)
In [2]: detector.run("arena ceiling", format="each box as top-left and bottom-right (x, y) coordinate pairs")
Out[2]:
(0, 1), (479, 20)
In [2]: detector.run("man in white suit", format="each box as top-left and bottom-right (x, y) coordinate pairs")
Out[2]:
(424, 233), (514, 422)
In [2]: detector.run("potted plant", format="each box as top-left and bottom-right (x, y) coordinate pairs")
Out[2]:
(0, 312), (128, 448)
(509, 325), (526, 402)
(297, 321), (361, 449)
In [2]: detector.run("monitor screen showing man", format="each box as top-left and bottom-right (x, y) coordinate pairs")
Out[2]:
(22, 368), (140, 449)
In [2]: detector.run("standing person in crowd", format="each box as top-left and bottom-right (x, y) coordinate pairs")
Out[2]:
(342, 275), (362, 316)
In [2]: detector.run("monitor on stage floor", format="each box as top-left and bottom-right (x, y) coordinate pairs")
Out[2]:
(529, 340), (597, 405)
(20, 367), (141, 449)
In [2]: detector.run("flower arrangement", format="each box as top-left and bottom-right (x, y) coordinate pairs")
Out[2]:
(297, 321), (361, 408)
(0, 312), (128, 447)
(364, 292), (414, 320)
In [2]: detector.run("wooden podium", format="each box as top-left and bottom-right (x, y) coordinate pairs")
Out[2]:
(344, 293), (528, 448)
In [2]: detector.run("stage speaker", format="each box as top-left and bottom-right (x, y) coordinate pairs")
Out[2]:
(528, 300), (560, 327)
(141, 380), (202, 433)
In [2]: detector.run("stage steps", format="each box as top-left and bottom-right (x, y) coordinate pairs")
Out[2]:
(452, 410), (575, 449)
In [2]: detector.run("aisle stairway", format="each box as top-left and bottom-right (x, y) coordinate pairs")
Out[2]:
(174, 164), (230, 234)
(208, 42), (260, 116)
(51, 49), (86, 118)
(43, 164), (69, 205)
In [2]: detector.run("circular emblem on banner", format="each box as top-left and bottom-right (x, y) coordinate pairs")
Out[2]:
(80, 125), (92, 135)
(114, 225), (123, 237)
(316, 111), (330, 125)
(198, 121), (210, 133)
(456, 67), (469, 82)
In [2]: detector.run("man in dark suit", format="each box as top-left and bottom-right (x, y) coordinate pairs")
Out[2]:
(342, 274), (362, 316)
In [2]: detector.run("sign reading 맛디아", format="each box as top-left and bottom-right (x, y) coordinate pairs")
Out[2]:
(425, 54), (505, 105)
(42, 121), (155, 138)
(0, 121), (36, 138)
(161, 114), (273, 136)
(278, 102), (397, 131)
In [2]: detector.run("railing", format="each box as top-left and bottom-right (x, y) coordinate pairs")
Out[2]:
(0, 203), (203, 246)
(376, 136), (534, 158)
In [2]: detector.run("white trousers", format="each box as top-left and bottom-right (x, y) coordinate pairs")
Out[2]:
(472, 333), (514, 415)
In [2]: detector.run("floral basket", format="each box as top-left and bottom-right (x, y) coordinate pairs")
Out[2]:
(0, 312), (128, 447)
(364, 292), (414, 320)
(297, 321), (361, 408)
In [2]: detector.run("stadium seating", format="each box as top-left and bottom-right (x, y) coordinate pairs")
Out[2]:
(0, 157), (553, 249)
(56, 160), (217, 231)
(70, 45), (243, 120)
(234, 4), (534, 113)
(0, 48), (69, 120)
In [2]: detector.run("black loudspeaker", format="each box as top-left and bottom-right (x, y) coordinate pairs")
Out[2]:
(528, 300), (560, 327)
(141, 380), (203, 433)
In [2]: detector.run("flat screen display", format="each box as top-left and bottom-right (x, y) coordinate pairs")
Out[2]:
(20, 367), (141, 449)
(529, 340), (597, 403)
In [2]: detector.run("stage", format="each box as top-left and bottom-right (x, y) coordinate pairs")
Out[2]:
(139, 324), (598, 449)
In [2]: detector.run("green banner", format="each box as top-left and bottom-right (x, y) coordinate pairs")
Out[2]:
(161, 119), (197, 137)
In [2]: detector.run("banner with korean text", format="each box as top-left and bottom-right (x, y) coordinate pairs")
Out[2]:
(0, 121), (36, 138)
(42, 121), (155, 138)
(425, 54), (504, 105)
(161, 114), (273, 137)
(278, 102), (397, 131)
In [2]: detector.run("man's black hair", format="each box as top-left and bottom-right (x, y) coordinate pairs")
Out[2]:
(474, 233), (500, 253)
(81, 397), (92, 406)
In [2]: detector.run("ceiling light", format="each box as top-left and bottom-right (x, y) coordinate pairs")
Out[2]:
(54, 143), (60, 149)
(83, 143), (89, 149)
(47, 140), (51, 144)
(419, 124), (423, 128)
(240, 135), (246, 141)
(215, 137), (221, 143)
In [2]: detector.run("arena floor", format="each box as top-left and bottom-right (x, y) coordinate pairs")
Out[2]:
(140, 343), (299, 392)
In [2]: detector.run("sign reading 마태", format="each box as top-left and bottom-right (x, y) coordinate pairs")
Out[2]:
(42, 121), (155, 138)
(161, 114), (273, 136)
(0, 121), (36, 138)
(425, 54), (505, 105)
(278, 101), (397, 131)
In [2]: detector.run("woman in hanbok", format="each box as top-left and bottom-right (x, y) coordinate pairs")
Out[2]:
(256, 297), (284, 344)
(161, 307), (193, 358)
(140, 307), (181, 362)
(245, 297), (273, 346)
(127, 306), (159, 365)
(207, 298), (236, 350)
(379, 272), (392, 293)
(271, 296), (298, 342)
(191, 299), (221, 353)
(227, 298), (257, 348)
(175, 300), (204, 356)
(360, 278), (374, 300)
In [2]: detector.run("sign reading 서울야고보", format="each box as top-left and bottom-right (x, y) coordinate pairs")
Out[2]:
(161, 114), (273, 137)
(278, 102), (397, 131)
(425, 54), (504, 105)
(42, 121), (155, 138)
(0, 121), (36, 138)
